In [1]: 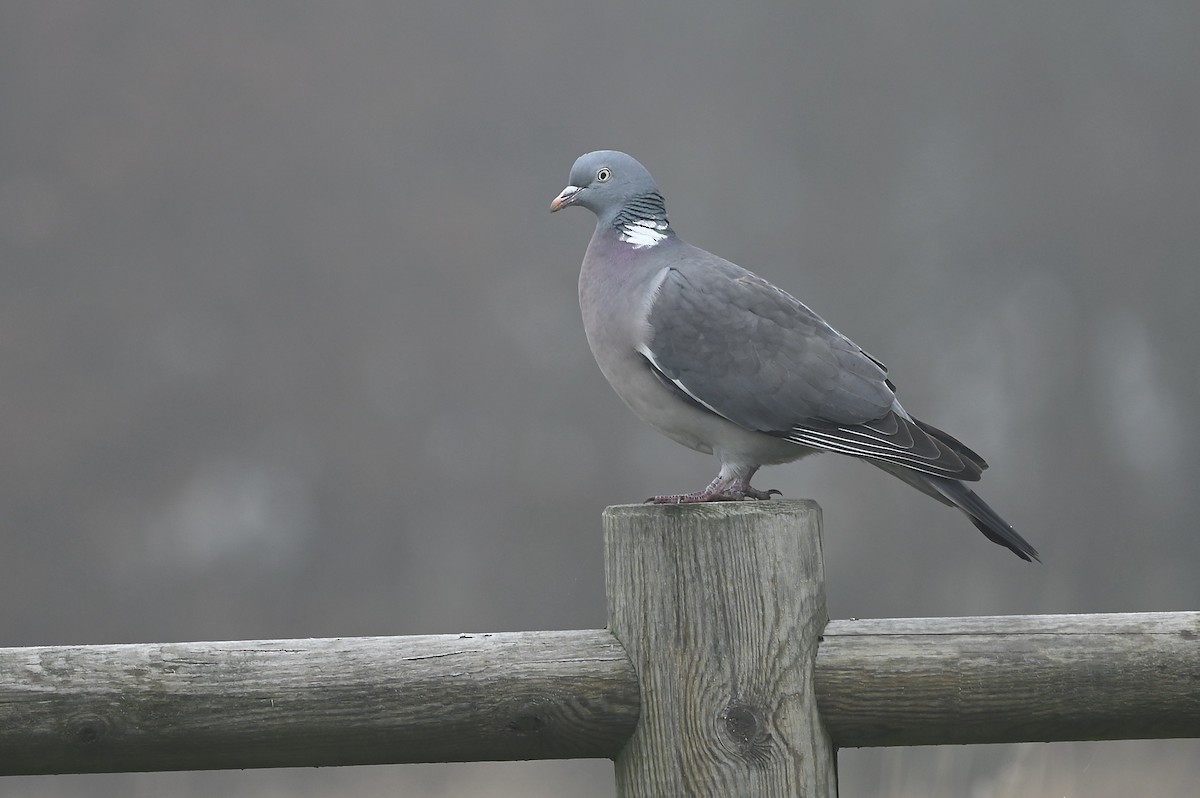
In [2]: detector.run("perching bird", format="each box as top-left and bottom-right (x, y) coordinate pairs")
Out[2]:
(551, 150), (1039, 562)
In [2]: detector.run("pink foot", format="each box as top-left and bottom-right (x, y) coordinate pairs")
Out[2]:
(646, 481), (781, 504)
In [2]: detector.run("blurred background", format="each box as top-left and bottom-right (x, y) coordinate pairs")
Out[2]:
(2, 2), (1197, 795)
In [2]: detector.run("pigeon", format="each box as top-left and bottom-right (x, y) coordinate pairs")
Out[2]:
(551, 150), (1039, 562)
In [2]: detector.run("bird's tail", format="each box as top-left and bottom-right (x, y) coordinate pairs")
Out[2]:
(870, 462), (1040, 562)
(929, 475), (1040, 562)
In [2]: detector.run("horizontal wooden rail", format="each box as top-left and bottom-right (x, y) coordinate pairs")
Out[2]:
(817, 611), (1200, 747)
(0, 629), (639, 776)
(2, 612), (1196, 776)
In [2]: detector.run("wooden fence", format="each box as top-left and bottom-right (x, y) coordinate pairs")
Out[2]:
(2, 501), (1197, 795)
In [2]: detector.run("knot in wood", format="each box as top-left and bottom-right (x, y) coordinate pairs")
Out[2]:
(68, 713), (110, 745)
(720, 700), (773, 764)
(506, 703), (546, 736)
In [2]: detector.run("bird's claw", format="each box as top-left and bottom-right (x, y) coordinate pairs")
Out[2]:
(645, 486), (782, 504)
(745, 487), (783, 500)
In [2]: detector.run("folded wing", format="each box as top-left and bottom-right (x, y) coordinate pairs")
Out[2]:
(640, 253), (985, 480)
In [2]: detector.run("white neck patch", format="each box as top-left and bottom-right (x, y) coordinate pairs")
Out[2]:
(618, 218), (669, 249)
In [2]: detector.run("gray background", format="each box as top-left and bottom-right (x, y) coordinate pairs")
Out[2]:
(2, 2), (1197, 795)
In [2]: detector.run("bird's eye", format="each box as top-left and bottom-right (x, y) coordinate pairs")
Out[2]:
(596, 168), (611, 182)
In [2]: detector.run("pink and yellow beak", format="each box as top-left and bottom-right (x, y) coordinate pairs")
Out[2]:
(550, 185), (582, 212)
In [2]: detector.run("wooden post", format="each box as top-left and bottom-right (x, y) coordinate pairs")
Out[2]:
(604, 501), (837, 797)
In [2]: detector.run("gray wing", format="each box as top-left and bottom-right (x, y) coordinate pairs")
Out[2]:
(640, 251), (984, 479)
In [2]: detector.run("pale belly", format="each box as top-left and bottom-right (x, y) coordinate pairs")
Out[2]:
(595, 345), (810, 468)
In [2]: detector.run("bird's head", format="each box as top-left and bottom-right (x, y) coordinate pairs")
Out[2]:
(550, 150), (661, 218)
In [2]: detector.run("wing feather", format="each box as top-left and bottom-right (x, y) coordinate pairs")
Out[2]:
(642, 250), (983, 479)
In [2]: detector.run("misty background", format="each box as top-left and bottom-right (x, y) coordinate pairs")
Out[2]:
(2, 2), (1197, 795)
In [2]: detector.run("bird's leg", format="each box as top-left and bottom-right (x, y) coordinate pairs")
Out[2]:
(646, 465), (781, 504)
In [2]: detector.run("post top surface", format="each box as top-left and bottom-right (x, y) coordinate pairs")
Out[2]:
(603, 499), (820, 520)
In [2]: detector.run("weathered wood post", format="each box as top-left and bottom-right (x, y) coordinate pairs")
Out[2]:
(605, 501), (837, 797)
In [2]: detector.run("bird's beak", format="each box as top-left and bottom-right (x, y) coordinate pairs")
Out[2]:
(550, 185), (581, 212)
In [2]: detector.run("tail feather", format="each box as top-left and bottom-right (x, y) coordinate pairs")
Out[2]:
(869, 461), (1040, 562)
(927, 475), (1040, 562)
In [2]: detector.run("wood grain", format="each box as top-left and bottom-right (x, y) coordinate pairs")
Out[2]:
(3, 501), (1196, 781)
(0, 629), (639, 775)
(604, 501), (838, 798)
(817, 611), (1200, 747)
